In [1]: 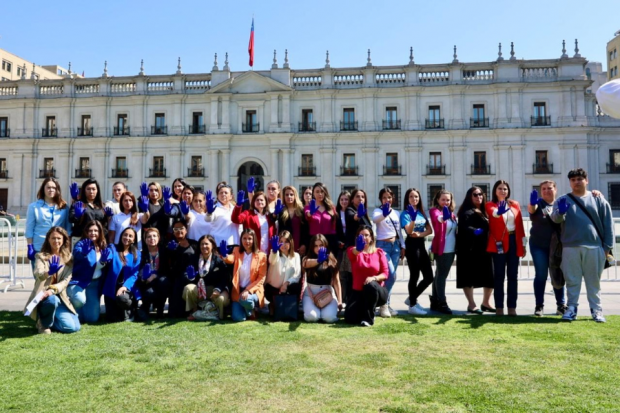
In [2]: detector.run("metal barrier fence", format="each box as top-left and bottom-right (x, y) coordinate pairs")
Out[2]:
(0, 217), (26, 292)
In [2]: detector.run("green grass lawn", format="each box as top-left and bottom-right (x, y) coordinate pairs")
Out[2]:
(0, 312), (618, 412)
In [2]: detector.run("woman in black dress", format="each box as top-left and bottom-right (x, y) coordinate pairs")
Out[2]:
(456, 186), (495, 313)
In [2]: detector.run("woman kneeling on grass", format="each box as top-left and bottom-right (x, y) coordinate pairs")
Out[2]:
(26, 226), (80, 334)
(345, 226), (389, 327)
(265, 231), (302, 316)
(222, 228), (267, 322)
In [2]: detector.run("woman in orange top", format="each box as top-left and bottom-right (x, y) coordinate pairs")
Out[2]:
(485, 180), (526, 316)
(221, 228), (267, 321)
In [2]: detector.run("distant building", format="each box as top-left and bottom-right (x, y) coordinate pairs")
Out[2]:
(607, 30), (620, 80)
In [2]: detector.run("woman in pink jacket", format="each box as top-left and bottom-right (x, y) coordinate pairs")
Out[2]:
(429, 190), (457, 314)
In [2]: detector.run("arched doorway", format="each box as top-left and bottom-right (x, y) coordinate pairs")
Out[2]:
(237, 161), (265, 194)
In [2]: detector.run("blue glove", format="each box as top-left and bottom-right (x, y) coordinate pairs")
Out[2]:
(271, 236), (283, 253)
(442, 206), (451, 221)
(27, 244), (36, 261)
(274, 199), (284, 215)
(162, 186), (172, 202)
(167, 240), (178, 251)
(99, 248), (112, 264)
(70, 182), (80, 201)
(355, 234), (366, 252)
(309, 199), (319, 215)
(496, 200), (509, 215)
(236, 190), (246, 206)
(77, 238), (94, 255)
(219, 240), (228, 257)
(138, 195), (149, 213)
(74, 201), (85, 219)
(473, 228), (483, 236)
(104, 206), (114, 217)
(530, 190), (540, 207)
(206, 190), (216, 214)
(357, 203), (366, 218)
(140, 182), (149, 197)
(381, 203), (391, 217)
(406, 205), (418, 222)
(558, 197), (570, 214)
(142, 263), (152, 281)
(164, 199), (173, 215)
(186, 265), (196, 281)
(247, 177), (255, 193)
(317, 247), (328, 264)
(179, 200), (190, 215)
(48, 255), (63, 276)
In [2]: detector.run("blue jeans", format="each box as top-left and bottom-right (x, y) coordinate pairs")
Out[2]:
(376, 239), (400, 306)
(231, 294), (259, 322)
(492, 234), (520, 309)
(67, 278), (102, 323)
(530, 241), (565, 307)
(38, 295), (81, 333)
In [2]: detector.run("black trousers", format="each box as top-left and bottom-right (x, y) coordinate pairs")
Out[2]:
(405, 237), (434, 305)
(139, 276), (171, 315)
(264, 282), (302, 303)
(344, 281), (388, 325)
(168, 277), (191, 318)
(104, 293), (133, 322)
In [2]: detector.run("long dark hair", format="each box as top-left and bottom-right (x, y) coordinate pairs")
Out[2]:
(79, 178), (104, 209)
(349, 189), (369, 219)
(198, 234), (218, 257)
(172, 178), (188, 201)
(81, 220), (107, 251)
(336, 191), (351, 213)
(36, 177), (67, 209)
(491, 180), (512, 204)
(403, 188), (426, 217)
(312, 182), (335, 218)
(115, 227), (138, 265)
(240, 228), (259, 253)
(457, 186), (488, 219)
(304, 234), (337, 269)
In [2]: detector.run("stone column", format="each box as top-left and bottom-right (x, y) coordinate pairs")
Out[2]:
(221, 149), (231, 182)
(362, 147), (379, 203)
(281, 149), (292, 186)
(209, 149), (219, 185)
(270, 149), (280, 182)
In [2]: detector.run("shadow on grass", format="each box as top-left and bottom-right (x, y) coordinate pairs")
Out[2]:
(0, 311), (36, 341)
(454, 315), (565, 329)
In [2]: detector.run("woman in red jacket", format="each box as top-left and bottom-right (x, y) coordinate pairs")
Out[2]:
(232, 190), (276, 254)
(485, 180), (526, 316)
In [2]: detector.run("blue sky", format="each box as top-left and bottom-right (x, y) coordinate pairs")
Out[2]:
(1, 0), (618, 77)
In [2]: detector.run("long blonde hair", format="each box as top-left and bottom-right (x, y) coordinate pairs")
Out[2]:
(281, 186), (304, 222)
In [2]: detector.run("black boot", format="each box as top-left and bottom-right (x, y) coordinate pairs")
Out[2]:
(437, 301), (453, 315)
(429, 295), (440, 312)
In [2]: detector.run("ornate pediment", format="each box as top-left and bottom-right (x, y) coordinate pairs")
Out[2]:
(208, 71), (293, 94)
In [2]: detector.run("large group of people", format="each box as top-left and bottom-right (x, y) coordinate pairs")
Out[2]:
(23, 168), (614, 334)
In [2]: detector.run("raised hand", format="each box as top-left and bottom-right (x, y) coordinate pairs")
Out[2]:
(99, 247), (112, 264)
(164, 199), (173, 215)
(167, 240), (178, 251)
(355, 234), (366, 252)
(218, 240), (228, 257)
(162, 186), (172, 201)
(236, 190), (246, 206)
(78, 238), (94, 255)
(271, 236), (283, 253)
(140, 182), (149, 197)
(247, 177), (255, 193)
(186, 265), (196, 281)
(74, 201), (85, 219)
(48, 255), (63, 276)
(406, 205), (418, 222)
(496, 200), (509, 215)
(529, 190), (540, 207)
(381, 202), (391, 217)
(179, 200), (190, 215)
(357, 203), (367, 218)
(138, 195), (149, 213)
(27, 244), (36, 261)
(317, 247), (328, 264)
(442, 206), (451, 221)
(104, 206), (115, 217)
(473, 228), (483, 236)
(309, 199), (319, 215)
(142, 263), (152, 281)
(557, 197), (570, 214)
(206, 190), (216, 214)
(70, 182), (80, 201)
(274, 199), (284, 215)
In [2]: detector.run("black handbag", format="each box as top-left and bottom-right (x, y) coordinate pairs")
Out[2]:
(273, 294), (298, 321)
(567, 194), (614, 269)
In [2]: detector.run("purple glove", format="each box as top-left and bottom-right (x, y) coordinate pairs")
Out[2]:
(317, 247), (328, 264)
(70, 182), (80, 201)
(140, 182), (149, 197)
(179, 200), (190, 215)
(529, 190), (540, 207)
(473, 228), (483, 236)
(99, 247), (112, 264)
(380, 203), (391, 217)
(355, 234), (366, 252)
(271, 236), (283, 253)
(558, 198), (570, 214)
(357, 203), (366, 218)
(48, 255), (63, 276)
(219, 240), (228, 257)
(164, 199), (173, 215)
(496, 201), (509, 215)
(162, 186), (172, 201)
(167, 240), (178, 251)
(309, 199), (319, 215)
(236, 190), (246, 206)
(74, 201), (85, 219)
(247, 177), (255, 193)
(142, 263), (152, 281)
(104, 206), (114, 217)
(138, 196), (149, 213)
(274, 199), (284, 215)
(406, 205), (418, 222)
(27, 244), (36, 261)
(442, 206), (451, 221)
(206, 190), (216, 214)
(186, 265), (196, 281)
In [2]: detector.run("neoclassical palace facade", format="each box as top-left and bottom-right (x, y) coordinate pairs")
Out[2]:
(1, 45), (619, 215)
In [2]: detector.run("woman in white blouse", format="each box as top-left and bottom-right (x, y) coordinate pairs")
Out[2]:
(204, 182), (241, 249)
(264, 231), (302, 315)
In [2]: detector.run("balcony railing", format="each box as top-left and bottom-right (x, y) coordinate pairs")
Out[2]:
(111, 168), (128, 178)
(114, 126), (130, 136)
(151, 126), (168, 135)
(426, 165), (446, 175)
(188, 124), (205, 134)
(471, 165), (491, 175)
(0, 170), (8, 179)
(149, 168), (166, 178)
(39, 168), (56, 178)
(298, 122), (316, 132)
(340, 121), (358, 131)
(425, 119), (444, 129)
(298, 166), (316, 176)
(77, 127), (93, 136)
(533, 163), (553, 174)
(607, 163), (620, 174)
(470, 118), (489, 128)
(382, 120), (401, 130)
(42, 128), (57, 137)
(340, 165), (359, 176)
(531, 116), (551, 127)
(383, 165), (402, 175)
(75, 168), (92, 178)
(187, 167), (205, 177)
(0, 129), (10, 138)
(242, 123), (260, 133)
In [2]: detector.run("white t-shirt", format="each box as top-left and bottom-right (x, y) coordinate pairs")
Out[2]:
(188, 210), (211, 241)
(110, 212), (144, 248)
(92, 251), (104, 279)
(444, 219), (457, 253)
(205, 203), (241, 245)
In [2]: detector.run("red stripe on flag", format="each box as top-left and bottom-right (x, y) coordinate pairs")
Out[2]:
(248, 18), (254, 67)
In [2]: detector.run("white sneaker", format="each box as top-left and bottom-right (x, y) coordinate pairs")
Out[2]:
(591, 309), (606, 323)
(408, 304), (427, 315)
(562, 306), (577, 322)
(379, 304), (391, 318)
(388, 306), (398, 316)
(361, 321), (371, 327)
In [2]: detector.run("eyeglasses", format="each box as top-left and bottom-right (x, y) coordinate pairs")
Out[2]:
(473, 193), (484, 197)
(172, 227), (185, 232)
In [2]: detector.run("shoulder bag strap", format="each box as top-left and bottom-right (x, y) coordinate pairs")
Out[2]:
(566, 194), (606, 250)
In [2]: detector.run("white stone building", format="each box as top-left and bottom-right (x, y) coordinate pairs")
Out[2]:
(1, 42), (620, 216)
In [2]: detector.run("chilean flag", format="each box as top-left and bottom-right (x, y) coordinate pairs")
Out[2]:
(248, 18), (255, 67)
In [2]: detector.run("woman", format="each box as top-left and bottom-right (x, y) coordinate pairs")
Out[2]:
(167, 220), (200, 318)
(105, 181), (126, 215)
(302, 187), (313, 207)
(142, 181), (170, 243)
(67, 220), (107, 323)
(183, 235), (230, 320)
(101, 227), (141, 322)
(271, 186), (308, 255)
(302, 234), (341, 323)
(222, 228), (267, 322)
(25, 226), (80, 334)
(304, 182), (338, 251)
(486, 180), (526, 316)
(335, 191), (351, 252)
(69, 178), (106, 244)
(345, 226), (389, 327)
(263, 179), (281, 213)
(232, 190), (276, 254)
(171, 178), (187, 203)
(166, 184), (195, 222)
(137, 228), (171, 319)
(429, 190), (457, 315)
(456, 187), (495, 314)
(265, 231), (302, 315)
(26, 178), (72, 269)
(528, 181), (567, 316)
(108, 191), (150, 249)
(400, 188), (434, 315)
(205, 182), (241, 248)
(372, 187), (405, 317)
(187, 191), (211, 241)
